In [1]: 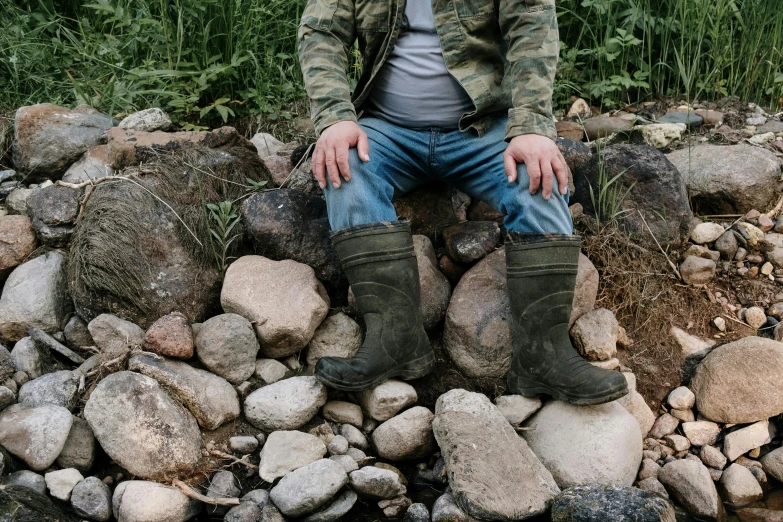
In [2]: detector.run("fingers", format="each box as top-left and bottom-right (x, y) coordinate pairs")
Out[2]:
(553, 153), (569, 195)
(324, 147), (341, 189)
(357, 132), (371, 163)
(540, 159), (554, 200)
(527, 159), (542, 195)
(336, 142), (351, 182)
(313, 146), (326, 190)
(503, 151), (517, 183)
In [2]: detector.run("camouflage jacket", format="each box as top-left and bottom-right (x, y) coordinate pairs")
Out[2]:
(298, 0), (559, 140)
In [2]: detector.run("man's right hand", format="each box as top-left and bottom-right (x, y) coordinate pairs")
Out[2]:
(313, 121), (371, 189)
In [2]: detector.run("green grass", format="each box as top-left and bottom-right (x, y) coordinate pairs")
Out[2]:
(1, 0), (781, 126)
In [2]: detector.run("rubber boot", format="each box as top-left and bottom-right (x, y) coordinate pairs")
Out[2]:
(314, 221), (435, 391)
(505, 233), (628, 405)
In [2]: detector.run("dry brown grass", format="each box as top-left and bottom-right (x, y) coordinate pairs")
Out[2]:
(577, 217), (743, 407)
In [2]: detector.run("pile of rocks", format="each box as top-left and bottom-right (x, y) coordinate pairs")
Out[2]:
(2, 101), (783, 522)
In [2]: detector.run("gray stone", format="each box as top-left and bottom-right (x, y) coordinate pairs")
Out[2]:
(523, 401), (642, 488)
(636, 478), (669, 500)
(242, 489), (270, 508)
(413, 234), (452, 330)
(431, 493), (471, 522)
(224, 502), (263, 522)
(255, 358), (288, 384)
(83, 371), (201, 480)
(330, 454), (359, 473)
(682, 421), (720, 447)
(723, 421), (773, 462)
(128, 352), (240, 430)
(221, 256), (329, 358)
(250, 133), (284, 158)
(0, 404), (72, 470)
(583, 117), (633, 140)
(18, 370), (78, 410)
(259, 430), (326, 483)
(718, 463), (762, 506)
(0, 345), (14, 382)
(356, 380), (418, 422)
(433, 389), (559, 520)
(229, 436), (259, 454)
(714, 231), (738, 260)
(44, 468), (83, 501)
(668, 387), (696, 410)
(760, 446), (783, 481)
(327, 435), (349, 456)
(658, 459), (725, 521)
(25, 185), (79, 247)
(30, 327), (85, 364)
(207, 470), (240, 502)
(6, 188), (33, 215)
(9, 337), (53, 379)
(681, 256), (716, 285)
(63, 315), (93, 348)
(269, 459), (349, 517)
(302, 489), (358, 522)
(195, 313), (259, 384)
(404, 503), (430, 522)
(658, 112), (702, 128)
(87, 313), (145, 362)
(493, 394), (542, 425)
(0, 385), (14, 411)
(692, 337), (783, 423)
(13, 104), (114, 182)
(5, 470), (46, 495)
(56, 416), (96, 473)
(112, 480), (202, 522)
(322, 401), (363, 428)
(62, 145), (114, 184)
(306, 313), (362, 367)
(346, 447), (367, 462)
(570, 307), (619, 361)
(701, 445), (727, 470)
(340, 424), (369, 451)
(667, 144), (782, 214)
(617, 388), (656, 438)
(0, 251), (71, 343)
(245, 376), (327, 431)
(550, 484), (675, 522)
(118, 108), (172, 132)
(349, 467), (406, 499)
(371, 406), (434, 461)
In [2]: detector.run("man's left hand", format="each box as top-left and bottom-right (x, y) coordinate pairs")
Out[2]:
(504, 134), (569, 200)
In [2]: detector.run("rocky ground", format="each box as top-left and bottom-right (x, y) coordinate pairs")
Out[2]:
(0, 100), (782, 522)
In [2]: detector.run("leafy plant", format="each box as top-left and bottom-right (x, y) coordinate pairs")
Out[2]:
(206, 201), (241, 277)
(588, 150), (637, 229)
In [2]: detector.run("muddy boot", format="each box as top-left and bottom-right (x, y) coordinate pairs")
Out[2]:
(314, 221), (434, 391)
(505, 233), (628, 405)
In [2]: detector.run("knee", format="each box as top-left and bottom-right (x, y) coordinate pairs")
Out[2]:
(502, 165), (573, 234)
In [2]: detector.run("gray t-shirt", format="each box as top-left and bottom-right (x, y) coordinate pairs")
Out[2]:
(365, 0), (475, 129)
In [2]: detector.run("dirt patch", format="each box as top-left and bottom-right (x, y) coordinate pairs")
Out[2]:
(578, 217), (753, 410)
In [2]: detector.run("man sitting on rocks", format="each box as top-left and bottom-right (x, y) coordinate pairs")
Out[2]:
(298, 0), (628, 404)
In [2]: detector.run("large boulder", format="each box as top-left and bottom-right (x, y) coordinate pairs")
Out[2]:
(13, 104), (114, 182)
(432, 389), (559, 520)
(0, 215), (37, 280)
(0, 251), (72, 343)
(221, 256), (329, 358)
(522, 401), (643, 488)
(667, 144), (783, 214)
(573, 144), (693, 248)
(68, 146), (269, 327)
(18, 370), (79, 410)
(128, 352), (240, 430)
(112, 481), (202, 522)
(241, 189), (341, 286)
(658, 460), (725, 521)
(690, 337), (783, 424)
(0, 405), (73, 470)
(83, 371), (202, 480)
(443, 248), (597, 378)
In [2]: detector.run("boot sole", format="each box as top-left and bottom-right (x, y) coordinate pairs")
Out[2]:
(509, 372), (629, 406)
(315, 352), (436, 392)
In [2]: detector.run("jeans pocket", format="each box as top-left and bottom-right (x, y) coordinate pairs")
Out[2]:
(300, 0), (340, 30)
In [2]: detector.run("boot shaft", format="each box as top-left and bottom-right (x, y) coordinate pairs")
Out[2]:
(505, 233), (581, 324)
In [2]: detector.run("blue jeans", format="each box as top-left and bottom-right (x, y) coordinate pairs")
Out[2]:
(324, 116), (573, 234)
